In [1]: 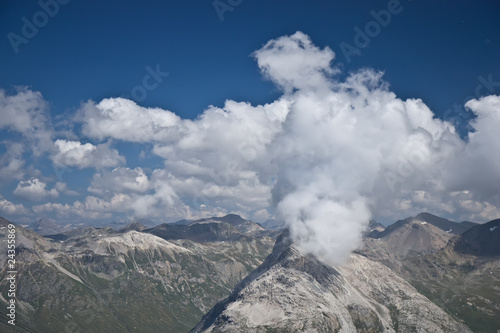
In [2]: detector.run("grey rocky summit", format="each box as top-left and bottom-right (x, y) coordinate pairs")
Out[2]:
(191, 230), (472, 332)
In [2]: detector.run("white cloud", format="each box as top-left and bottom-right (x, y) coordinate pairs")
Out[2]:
(0, 198), (27, 215)
(0, 88), (53, 188)
(88, 167), (150, 194)
(253, 31), (338, 93)
(459, 200), (500, 221)
(252, 32), (497, 264)
(13, 178), (58, 202)
(0, 142), (25, 181)
(0, 87), (53, 154)
(75, 94), (290, 222)
(52, 139), (125, 169)
(443, 96), (500, 198)
(84, 193), (132, 212)
(32, 201), (112, 220)
(128, 181), (179, 218)
(78, 98), (181, 142)
(266, 65), (463, 263)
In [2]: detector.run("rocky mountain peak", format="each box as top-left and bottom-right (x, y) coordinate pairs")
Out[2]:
(453, 218), (500, 256)
(120, 221), (147, 232)
(364, 212), (481, 259)
(191, 229), (472, 332)
(27, 217), (68, 235)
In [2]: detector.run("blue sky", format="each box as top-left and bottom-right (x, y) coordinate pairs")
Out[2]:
(1, 0), (499, 226)
(2, 0), (499, 118)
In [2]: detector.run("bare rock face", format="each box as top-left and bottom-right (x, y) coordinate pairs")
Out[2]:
(192, 230), (472, 333)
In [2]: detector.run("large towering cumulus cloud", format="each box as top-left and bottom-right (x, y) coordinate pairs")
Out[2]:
(255, 32), (498, 265)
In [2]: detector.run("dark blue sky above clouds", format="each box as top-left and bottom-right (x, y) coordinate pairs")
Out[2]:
(0, 0), (499, 226)
(2, 0), (499, 118)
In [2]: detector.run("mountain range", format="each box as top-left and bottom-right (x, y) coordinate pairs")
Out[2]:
(0, 215), (274, 332)
(1, 212), (499, 332)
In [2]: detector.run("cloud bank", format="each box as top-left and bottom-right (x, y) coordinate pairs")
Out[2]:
(1, 32), (500, 264)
